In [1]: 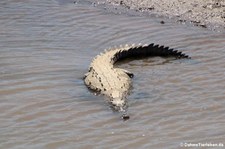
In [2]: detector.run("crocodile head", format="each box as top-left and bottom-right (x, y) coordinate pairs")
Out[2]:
(109, 90), (127, 112)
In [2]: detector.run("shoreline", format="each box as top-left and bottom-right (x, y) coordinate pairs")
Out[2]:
(96, 0), (225, 31)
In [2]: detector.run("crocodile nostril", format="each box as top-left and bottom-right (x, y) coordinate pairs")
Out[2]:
(121, 114), (130, 121)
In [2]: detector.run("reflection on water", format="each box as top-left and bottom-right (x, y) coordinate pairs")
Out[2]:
(0, 0), (225, 148)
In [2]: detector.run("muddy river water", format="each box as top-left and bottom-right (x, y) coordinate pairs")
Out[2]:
(0, 0), (225, 148)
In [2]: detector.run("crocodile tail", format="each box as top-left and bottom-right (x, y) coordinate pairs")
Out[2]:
(113, 43), (190, 63)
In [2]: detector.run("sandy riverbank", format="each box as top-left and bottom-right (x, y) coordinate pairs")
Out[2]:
(98, 0), (225, 31)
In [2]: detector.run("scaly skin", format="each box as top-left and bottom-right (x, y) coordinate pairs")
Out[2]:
(84, 44), (134, 111)
(84, 43), (189, 119)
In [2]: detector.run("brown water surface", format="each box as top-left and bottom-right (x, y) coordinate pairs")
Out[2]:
(0, 0), (225, 148)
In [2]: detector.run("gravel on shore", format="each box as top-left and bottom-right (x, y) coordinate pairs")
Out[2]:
(100, 0), (225, 31)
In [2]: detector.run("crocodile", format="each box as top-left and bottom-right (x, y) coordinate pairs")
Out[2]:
(84, 43), (189, 120)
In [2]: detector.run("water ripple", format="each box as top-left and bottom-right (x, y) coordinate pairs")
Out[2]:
(0, 0), (225, 148)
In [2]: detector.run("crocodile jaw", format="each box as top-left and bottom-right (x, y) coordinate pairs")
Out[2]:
(109, 90), (127, 111)
(110, 98), (127, 112)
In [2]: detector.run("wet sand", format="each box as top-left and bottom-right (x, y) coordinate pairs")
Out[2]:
(104, 0), (225, 31)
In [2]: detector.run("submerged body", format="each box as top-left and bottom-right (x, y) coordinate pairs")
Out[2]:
(84, 44), (134, 111)
(84, 43), (189, 117)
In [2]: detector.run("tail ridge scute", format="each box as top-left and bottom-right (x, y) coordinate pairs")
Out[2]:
(112, 43), (190, 63)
